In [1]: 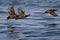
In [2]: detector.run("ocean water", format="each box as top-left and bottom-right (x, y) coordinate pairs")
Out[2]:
(0, 0), (60, 40)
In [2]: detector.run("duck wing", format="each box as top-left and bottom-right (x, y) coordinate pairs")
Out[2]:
(49, 11), (58, 16)
(8, 6), (15, 15)
(18, 6), (25, 16)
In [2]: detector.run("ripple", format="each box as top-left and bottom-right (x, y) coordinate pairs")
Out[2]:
(0, 31), (8, 34)
(40, 31), (60, 37)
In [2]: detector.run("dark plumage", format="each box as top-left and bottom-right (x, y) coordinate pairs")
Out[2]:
(45, 9), (58, 16)
(7, 6), (16, 20)
(15, 6), (30, 19)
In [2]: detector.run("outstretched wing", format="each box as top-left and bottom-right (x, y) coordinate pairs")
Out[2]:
(18, 6), (24, 16)
(8, 6), (15, 15)
(49, 10), (58, 16)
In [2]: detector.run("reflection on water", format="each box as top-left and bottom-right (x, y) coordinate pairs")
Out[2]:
(48, 23), (57, 27)
(7, 25), (15, 32)
(6, 24), (20, 40)
(7, 32), (19, 40)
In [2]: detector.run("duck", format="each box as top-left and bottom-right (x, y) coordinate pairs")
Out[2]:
(15, 6), (30, 19)
(45, 9), (58, 16)
(7, 6), (16, 20)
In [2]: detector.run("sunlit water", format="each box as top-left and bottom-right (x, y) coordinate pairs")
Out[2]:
(0, 0), (60, 40)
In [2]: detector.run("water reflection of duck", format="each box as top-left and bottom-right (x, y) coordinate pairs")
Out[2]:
(48, 23), (57, 27)
(7, 31), (19, 40)
(8, 25), (15, 32)
(45, 9), (58, 16)
(15, 6), (30, 19)
(7, 6), (16, 20)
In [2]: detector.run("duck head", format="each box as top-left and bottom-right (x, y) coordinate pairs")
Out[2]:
(25, 14), (30, 17)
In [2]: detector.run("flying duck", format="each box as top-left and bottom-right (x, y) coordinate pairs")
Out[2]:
(45, 9), (58, 16)
(7, 6), (16, 20)
(15, 6), (30, 19)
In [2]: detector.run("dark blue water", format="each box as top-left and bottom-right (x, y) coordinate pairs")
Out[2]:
(0, 0), (60, 40)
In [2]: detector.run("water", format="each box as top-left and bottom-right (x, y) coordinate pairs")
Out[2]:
(0, 0), (60, 40)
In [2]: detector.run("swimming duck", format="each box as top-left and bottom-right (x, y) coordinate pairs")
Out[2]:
(45, 9), (58, 16)
(7, 6), (16, 20)
(15, 6), (30, 19)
